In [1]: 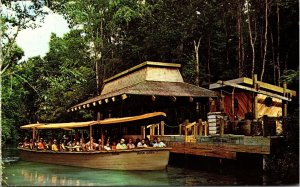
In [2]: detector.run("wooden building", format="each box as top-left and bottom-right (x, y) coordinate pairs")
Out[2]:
(68, 64), (296, 166)
(69, 61), (217, 136)
(209, 75), (296, 121)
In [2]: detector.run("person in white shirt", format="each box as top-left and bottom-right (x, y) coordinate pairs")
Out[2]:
(153, 138), (166, 148)
(137, 139), (148, 148)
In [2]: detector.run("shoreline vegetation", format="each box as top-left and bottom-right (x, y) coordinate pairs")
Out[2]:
(1, 0), (298, 185)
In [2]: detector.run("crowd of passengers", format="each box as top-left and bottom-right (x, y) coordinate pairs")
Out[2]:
(18, 136), (166, 152)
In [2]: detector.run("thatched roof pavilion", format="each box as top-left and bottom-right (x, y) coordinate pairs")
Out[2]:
(69, 61), (217, 130)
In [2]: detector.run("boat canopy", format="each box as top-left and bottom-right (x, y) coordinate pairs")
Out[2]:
(20, 123), (45, 129)
(20, 112), (166, 130)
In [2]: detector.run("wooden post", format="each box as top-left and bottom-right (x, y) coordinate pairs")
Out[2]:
(282, 82), (288, 118)
(263, 115), (268, 137)
(89, 125), (92, 149)
(194, 121), (198, 137)
(150, 125), (154, 136)
(204, 121), (208, 136)
(101, 126), (104, 148)
(220, 94), (225, 112)
(198, 119), (203, 137)
(97, 112), (101, 121)
(141, 126), (146, 139)
(253, 74), (259, 119)
(220, 118), (225, 137)
(160, 121), (165, 136)
(185, 120), (189, 142)
(33, 128), (35, 140)
(157, 123), (160, 135)
(179, 124), (182, 135)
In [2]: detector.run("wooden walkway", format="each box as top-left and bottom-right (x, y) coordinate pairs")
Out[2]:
(154, 134), (282, 160)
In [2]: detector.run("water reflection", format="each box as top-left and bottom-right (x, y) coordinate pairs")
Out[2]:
(5, 160), (170, 186)
(3, 148), (284, 186)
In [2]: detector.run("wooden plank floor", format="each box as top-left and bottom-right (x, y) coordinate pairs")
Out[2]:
(158, 135), (275, 160)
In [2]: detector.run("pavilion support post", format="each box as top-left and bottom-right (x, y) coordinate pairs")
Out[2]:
(160, 121), (165, 136)
(89, 125), (92, 149)
(157, 123), (160, 135)
(194, 121), (197, 138)
(101, 126), (104, 148)
(198, 119), (203, 137)
(97, 112), (101, 120)
(179, 124), (182, 135)
(141, 126), (146, 139)
(204, 121), (208, 136)
(185, 120), (189, 142)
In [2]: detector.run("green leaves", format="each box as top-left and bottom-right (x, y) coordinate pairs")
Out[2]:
(281, 69), (299, 84)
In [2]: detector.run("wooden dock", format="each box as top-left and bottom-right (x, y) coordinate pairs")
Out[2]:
(153, 134), (283, 160)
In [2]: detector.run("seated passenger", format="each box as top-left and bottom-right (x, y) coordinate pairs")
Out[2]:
(137, 139), (148, 148)
(116, 139), (127, 150)
(52, 139), (59, 151)
(151, 137), (158, 147)
(97, 139), (103, 150)
(127, 138), (135, 149)
(43, 139), (49, 150)
(79, 138), (86, 151)
(104, 143), (111, 151)
(23, 137), (30, 148)
(153, 138), (166, 148)
(74, 141), (81, 152)
(85, 138), (97, 151)
(18, 141), (23, 148)
(111, 142), (117, 150)
(29, 139), (34, 149)
(60, 139), (67, 151)
(37, 138), (45, 150)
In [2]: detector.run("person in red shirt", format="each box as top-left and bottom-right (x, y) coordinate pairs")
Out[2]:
(37, 138), (45, 150)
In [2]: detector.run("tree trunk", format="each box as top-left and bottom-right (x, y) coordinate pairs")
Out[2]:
(276, 0), (281, 86)
(207, 34), (211, 84)
(194, 37), (202, 86)
(237, 1), (242, 77)
(260, 0), (269, 81)
(247, 1), (257, 78)
(95, 19), (104, 95)
(95, 58), (101, 95)
(271, 32), (276, 85)
(223, 13), (230, 65)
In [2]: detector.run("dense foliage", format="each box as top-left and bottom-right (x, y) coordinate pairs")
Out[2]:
(1, 1), (299, 181)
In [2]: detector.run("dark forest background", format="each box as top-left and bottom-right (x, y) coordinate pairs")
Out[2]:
(1, 0), (299, 182)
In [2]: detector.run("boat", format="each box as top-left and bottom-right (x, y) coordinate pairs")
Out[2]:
(18, 112), (171, 171)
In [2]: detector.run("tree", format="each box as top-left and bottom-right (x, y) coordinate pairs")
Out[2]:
(1, 0), (47, 145)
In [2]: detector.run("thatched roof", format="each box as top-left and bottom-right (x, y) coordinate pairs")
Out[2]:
(71, 81), (217, 110)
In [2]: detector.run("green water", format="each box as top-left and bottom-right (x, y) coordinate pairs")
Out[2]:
(1, 147), (287, 186)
